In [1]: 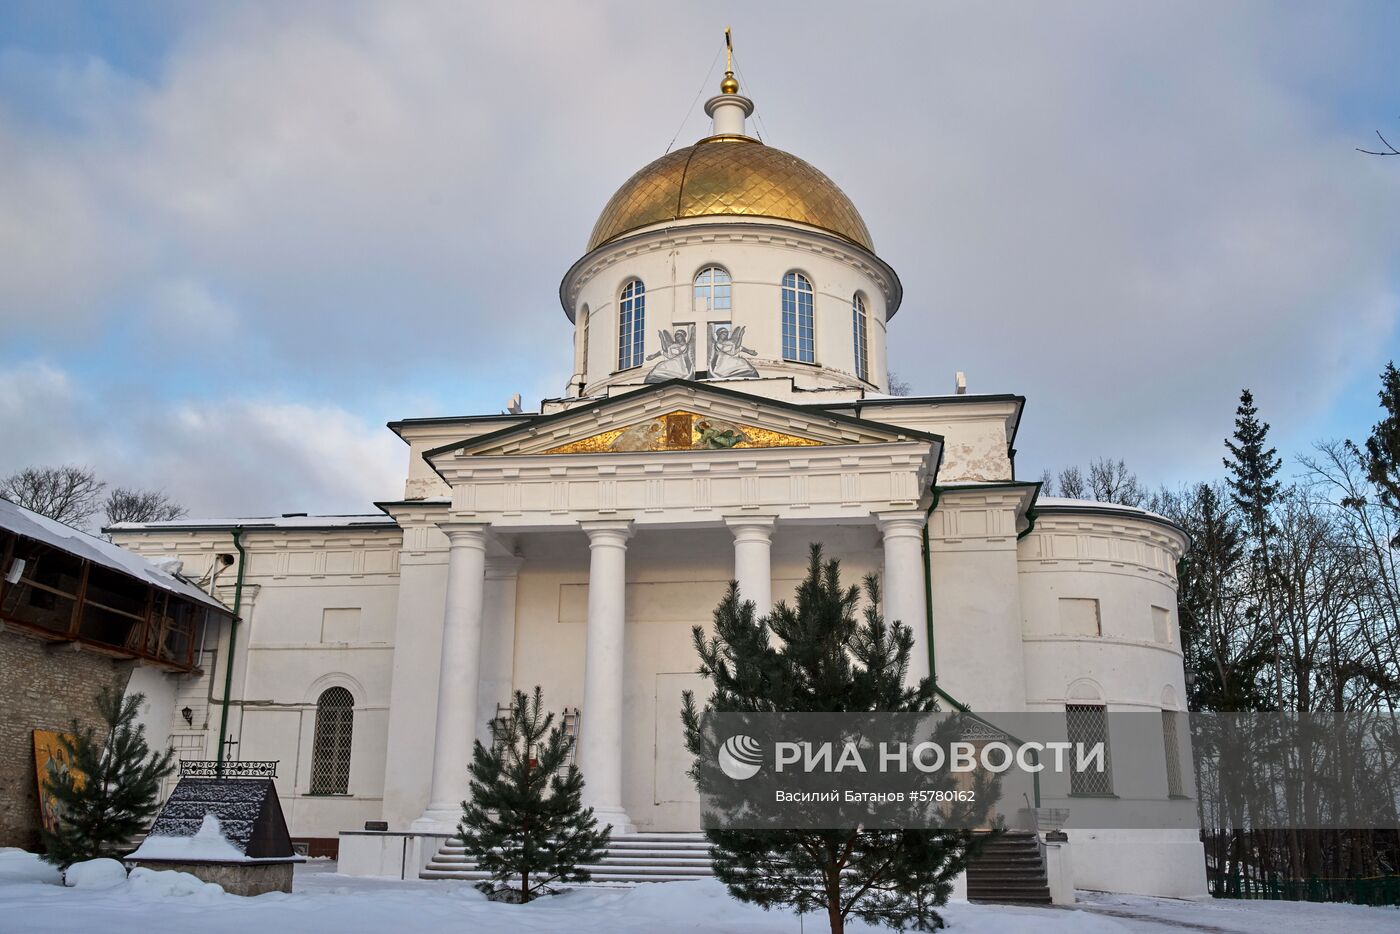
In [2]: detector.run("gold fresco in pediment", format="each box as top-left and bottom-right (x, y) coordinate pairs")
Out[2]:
(543, 410), (824, 455)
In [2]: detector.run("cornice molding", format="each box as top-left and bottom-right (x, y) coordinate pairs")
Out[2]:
(1028, 512), (1189, 560)
(432, 439), (936, 529)
(559, 219), (902, 320)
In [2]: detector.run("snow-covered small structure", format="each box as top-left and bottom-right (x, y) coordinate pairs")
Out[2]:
(125, 773), (300, 895)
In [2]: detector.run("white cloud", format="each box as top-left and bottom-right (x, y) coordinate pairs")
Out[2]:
(0, 0), (1397, 503)
(0, 360), (403, 518)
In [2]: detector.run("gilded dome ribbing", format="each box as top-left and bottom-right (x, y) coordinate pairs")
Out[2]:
(586, 137), (873, 252)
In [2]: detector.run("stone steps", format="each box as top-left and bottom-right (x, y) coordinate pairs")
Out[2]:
(965, 832), (1052, 905)
(423, 832), (716, 886)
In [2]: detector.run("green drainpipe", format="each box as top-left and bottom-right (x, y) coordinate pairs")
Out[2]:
(215, 528), (247, 779)
(921, 484), (1041, 808)
(920, 486), (941, 687)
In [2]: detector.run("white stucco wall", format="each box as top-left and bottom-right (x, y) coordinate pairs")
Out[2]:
(112, 527), (404, 841)
(1016, 507), (1205, 897)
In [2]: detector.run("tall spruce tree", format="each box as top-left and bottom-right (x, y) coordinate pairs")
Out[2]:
(1176, 483), (1273, 711)
(1223, 389), (1285, 710)
(458, 686), (611, 902)
(41, 686), (175, 868)
(682, 546), (993, 933)
(1362, 361), (1400, 546)
(1224, 389), (1283, 529)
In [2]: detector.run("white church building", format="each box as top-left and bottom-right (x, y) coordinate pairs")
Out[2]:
(110, 66), (1205, 898)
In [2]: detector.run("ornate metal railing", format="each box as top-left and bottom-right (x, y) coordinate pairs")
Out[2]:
(179, 759), (278, 779)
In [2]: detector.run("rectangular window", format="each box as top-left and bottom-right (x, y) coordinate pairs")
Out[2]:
(1162, 710), (1185, 797)
(1058, 597), (1101, 636)
(1152, 605), (1173, 644)
(1066, 703), (1114, 795)
(322, 607), (361, 643)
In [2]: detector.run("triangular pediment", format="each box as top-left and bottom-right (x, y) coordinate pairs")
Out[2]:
(425, 380), (941, 461)
(543, 409), (822, 454)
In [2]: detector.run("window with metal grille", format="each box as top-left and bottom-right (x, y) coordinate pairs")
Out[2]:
(310, 687), (353, 795)
(694, 266), (732, 313)
(1162, 709), (1185, 797)
(618, 279), (646, 370)
(1066, 703), (1114, 796)
(852, 293), (869, 382)
(781, 272), (814, 363)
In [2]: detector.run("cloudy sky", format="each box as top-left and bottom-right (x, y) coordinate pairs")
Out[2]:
(2, 1), (1398, 520)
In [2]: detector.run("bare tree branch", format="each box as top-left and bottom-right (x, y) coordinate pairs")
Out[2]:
(0, 465), (106, 528)
(1358, 128), (1400, 156)
(104, 487), (188, 527)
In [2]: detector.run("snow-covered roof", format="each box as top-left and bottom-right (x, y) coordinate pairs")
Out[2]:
(1035, 496), (1178, 527)
(0, 498), (229, 613)
(128, 813), (249, 863)
(108, 513), (399, 532)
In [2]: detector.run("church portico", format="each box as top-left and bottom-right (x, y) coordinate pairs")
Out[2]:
(402, 499), (941, 836)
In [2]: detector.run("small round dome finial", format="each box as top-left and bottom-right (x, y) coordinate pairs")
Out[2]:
(720, 71), (740, 95)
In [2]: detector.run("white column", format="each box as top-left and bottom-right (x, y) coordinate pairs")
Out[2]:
(578, 520), (635, 834)
(878, 511), (930, 687)
(725, 516), (775, 614)
(414, 521), (489, 829)
(478, 556), (522, 746)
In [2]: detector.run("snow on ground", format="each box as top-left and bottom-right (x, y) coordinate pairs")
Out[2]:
(0, 851), (1395, 934)
(63, 858), (129, 889)
(1075, 889), (1400, 933)
(0, 848), (60, 886)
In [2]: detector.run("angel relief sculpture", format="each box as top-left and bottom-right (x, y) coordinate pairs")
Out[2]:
(643, 327), (695, 382)
(708, 325), (759, 378)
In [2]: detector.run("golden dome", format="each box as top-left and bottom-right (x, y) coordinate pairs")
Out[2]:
(586, 137), (873, 252)
(719, 71), (740, 94)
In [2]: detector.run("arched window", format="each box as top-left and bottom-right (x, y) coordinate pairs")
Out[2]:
(618, 280), (646, 370)
(852, 293), (869, 382)
(310, 686), (354, 795)
(781, 272), (815, 363)
(693, 266), (731, 313)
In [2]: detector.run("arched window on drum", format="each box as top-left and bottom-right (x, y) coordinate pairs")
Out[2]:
(693, 266), (732, 314)
(852, 293), (870, 382)
(618, 280), (646, 370)
(781, 272), (814, 363)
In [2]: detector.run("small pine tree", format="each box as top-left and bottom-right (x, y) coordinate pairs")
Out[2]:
(682, 545), (995, 933)
(41, 686), (175, 868)
(458, 686), (611, 902)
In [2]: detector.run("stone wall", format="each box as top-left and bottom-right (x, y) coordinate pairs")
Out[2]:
(124, 859), (295, 896)
(0, 628), (133, 850)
